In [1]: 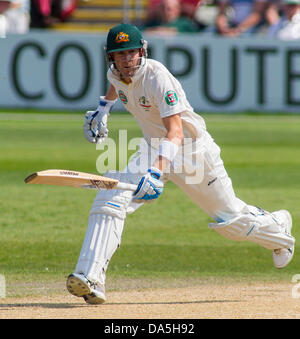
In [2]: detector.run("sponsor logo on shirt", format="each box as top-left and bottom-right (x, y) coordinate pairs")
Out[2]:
(139, 96), (151, 111)
(165, 90), (178, 106)
(118, 90), (128, 104)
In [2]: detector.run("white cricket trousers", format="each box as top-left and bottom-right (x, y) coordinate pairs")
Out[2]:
(75, 130), (294, 283)
(126, 130), (247, 222)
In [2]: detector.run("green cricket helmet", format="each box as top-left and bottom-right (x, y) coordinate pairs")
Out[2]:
(106, 23), (145, 53)
(105, 23), (148, 79)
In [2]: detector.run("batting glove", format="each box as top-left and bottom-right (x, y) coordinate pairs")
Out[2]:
(83, 96), (117, 144)
(132, 167), (164, 203)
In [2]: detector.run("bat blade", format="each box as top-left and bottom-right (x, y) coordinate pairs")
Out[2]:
(24, 169), (137, 191)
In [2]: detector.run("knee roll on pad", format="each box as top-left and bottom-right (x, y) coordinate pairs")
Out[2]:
(91, 171), (137, 219)
(209, 211), (294, 250)
(92, 193), (131, 219)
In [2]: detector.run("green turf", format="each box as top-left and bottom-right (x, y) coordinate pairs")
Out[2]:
(0, 111), (299, 296)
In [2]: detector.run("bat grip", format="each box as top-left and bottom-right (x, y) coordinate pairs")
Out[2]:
(116, 182), (138, 192)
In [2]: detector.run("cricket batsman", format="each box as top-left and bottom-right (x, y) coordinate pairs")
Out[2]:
(66, 23), (295, 304)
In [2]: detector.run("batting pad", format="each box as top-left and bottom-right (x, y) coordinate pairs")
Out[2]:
(75, 213), (124, 285)
(75, 171), (136, 284)
(209, 211), (295, 250)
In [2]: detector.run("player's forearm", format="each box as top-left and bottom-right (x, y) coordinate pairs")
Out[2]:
(153, 115), (184, 173)
(153, 155), (170, 173)
(104, 84), (118, 101)
(153, 137), (183, 172)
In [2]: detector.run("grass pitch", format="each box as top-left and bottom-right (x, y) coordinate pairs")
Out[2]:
(0, 111), (299, 296)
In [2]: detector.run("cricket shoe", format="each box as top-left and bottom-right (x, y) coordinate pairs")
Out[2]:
(271, 210), (294, 269)
(66, 273), (106, 304)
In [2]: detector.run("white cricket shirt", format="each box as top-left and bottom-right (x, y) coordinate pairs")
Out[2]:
(107, 58), (206, 145)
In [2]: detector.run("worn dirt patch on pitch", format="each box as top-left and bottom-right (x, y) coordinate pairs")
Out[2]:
(1, 281), (299, 319)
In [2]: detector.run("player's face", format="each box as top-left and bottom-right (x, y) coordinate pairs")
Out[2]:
(111, 48), (141, 79)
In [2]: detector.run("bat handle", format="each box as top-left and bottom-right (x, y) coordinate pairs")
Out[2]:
(116, 182), (138, 192)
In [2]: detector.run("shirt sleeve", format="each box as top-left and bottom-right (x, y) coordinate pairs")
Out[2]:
(151, 68), (187, 119)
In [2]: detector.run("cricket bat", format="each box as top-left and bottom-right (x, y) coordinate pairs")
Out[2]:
(24, 169), (138, 191)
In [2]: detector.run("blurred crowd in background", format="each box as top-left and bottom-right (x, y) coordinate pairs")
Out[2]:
(143, 0), (300, 39)
(0, 0), (300, 40)
(0, 0), (76, 33)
